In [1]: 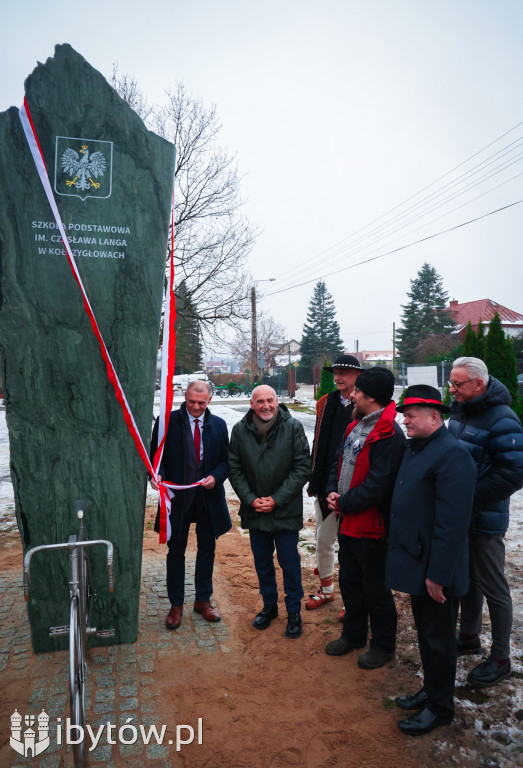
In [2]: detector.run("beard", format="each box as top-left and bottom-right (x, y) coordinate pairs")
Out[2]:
(352, 403), (365, 421)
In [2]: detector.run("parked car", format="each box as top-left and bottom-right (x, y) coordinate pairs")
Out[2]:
(172, 371), (210, 392)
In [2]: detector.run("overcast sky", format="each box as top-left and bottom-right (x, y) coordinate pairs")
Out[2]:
(2, 1), (523, 355)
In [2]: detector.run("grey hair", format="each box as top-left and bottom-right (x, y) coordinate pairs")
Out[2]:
(452, 357), (489, 386)
(186, 379), (211, 396)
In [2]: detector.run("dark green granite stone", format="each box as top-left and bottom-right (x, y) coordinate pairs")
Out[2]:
(0, 44), (174, 652)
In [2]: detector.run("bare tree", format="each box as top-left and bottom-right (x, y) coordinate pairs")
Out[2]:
(111, 66), (154, 125)
(230, 311), (286, 369)
(414, 333), (457, 363)
(110, 72), (257, 341)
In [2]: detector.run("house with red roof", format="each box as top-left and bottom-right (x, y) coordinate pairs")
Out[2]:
(355, 350), (394, 367)
(448, 298), (523, 340)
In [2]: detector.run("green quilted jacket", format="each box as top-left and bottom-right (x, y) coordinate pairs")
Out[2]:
(228, 405), (311, 532)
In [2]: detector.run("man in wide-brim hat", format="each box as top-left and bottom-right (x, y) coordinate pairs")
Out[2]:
(395, 384), (451, 415)
(306, 355), (362, 612)
(386, 384), (476, 736)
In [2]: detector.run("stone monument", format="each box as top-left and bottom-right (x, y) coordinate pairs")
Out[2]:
(0, 44), (175, 652)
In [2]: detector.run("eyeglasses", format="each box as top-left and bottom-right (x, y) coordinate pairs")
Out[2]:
(448, 378), (477, 389)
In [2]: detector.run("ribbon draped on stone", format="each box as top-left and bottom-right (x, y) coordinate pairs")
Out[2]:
(19, 98), (200, 545)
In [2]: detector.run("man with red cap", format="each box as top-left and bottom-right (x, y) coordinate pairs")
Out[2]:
(387, 384), (476, 736)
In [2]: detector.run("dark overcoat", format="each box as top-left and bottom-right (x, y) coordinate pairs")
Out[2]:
(150, 402), (231, 538)
(386, 425), (476, 597)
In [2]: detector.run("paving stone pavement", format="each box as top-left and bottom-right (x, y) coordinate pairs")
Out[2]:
(2, 553), (231, 767)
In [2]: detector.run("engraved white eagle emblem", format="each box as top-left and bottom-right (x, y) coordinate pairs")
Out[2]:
(61, 144), (107, 191)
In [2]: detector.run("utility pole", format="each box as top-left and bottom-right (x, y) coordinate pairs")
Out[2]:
(392, 322), (396, 375)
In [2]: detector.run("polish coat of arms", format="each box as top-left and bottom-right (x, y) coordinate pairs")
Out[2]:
(54, 136), (113, 201)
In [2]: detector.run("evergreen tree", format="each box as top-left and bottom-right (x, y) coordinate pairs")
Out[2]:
(476, 322), (485, 357)
(174, 281), (203, 373)
(484, 313), (518, 401)
(511, 330), (523, 360)
(463, 321), (485, 359)
(463, 322), (477, 357)
(300, 282), (344, 382)
(396, 388), (407, 409)
(397, 263), (455, 365)
(315, 359), (336, 401)
(442, 382), (452, 408)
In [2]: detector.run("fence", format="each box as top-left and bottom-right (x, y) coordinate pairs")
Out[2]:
(396, 361), (453, 389)
(209, 369), (295, 398)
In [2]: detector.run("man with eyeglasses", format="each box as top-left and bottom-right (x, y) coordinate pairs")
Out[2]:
(448, 356), (523, 688)
(306, 354), (362, 612)
(324, 367), (405, 669)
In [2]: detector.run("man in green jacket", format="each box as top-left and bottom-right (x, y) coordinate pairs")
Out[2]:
(228, 385), (311, 638)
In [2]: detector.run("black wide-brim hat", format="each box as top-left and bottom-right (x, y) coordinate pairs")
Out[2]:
(323, 354), (362, 373)
(396, 384), (450, 414)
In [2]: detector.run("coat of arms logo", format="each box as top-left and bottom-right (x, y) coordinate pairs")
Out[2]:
(54, 136), (113, 201)
(10, 709), (50, 758)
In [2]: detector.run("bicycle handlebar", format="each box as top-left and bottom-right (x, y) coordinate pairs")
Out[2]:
(23, 538), (114, 599)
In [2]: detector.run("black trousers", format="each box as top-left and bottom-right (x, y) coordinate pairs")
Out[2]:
(166, 494), (216, 606)
(338, 534), (397, 653)
(410, 593), (459, 718)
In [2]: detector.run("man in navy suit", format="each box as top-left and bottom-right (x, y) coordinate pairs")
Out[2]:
(150, 380), (231, 629)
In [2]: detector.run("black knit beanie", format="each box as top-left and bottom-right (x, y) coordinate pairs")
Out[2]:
(354, 367), (395, 406)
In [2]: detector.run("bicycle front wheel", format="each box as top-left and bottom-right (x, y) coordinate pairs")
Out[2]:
(69, 596), (86, 767)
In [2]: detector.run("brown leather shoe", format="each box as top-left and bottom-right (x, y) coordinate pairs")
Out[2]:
(194, 600), (221, 622)
(165, 605), (183, 630)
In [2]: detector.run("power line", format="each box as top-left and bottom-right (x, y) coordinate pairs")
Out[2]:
(274, 144), (523, 289)
(266, 198), (523, 297)
(271, 160), (523, 294)
(272, 158), (523, 292)
(280, 122), (523, 279)
(339, 169), (523, 270)
(314, 151), (523, 274)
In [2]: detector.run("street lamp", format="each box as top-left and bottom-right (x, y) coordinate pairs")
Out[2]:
(251, 278), (275, 379)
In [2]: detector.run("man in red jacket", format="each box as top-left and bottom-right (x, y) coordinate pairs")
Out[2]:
(325, 367), (405, 669)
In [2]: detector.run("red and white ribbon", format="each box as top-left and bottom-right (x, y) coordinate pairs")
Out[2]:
(150, 196), (179, 542)
(153, 202), (177, 478)
(19, 98), (200, 544)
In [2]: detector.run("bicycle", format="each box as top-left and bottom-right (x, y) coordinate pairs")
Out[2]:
(214, 384), (231, 397)
(215, 382), (247, 398)
(23, 500), (115, 767)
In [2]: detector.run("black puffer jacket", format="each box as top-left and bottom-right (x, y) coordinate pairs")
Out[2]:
(448, 376), (523, 535)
